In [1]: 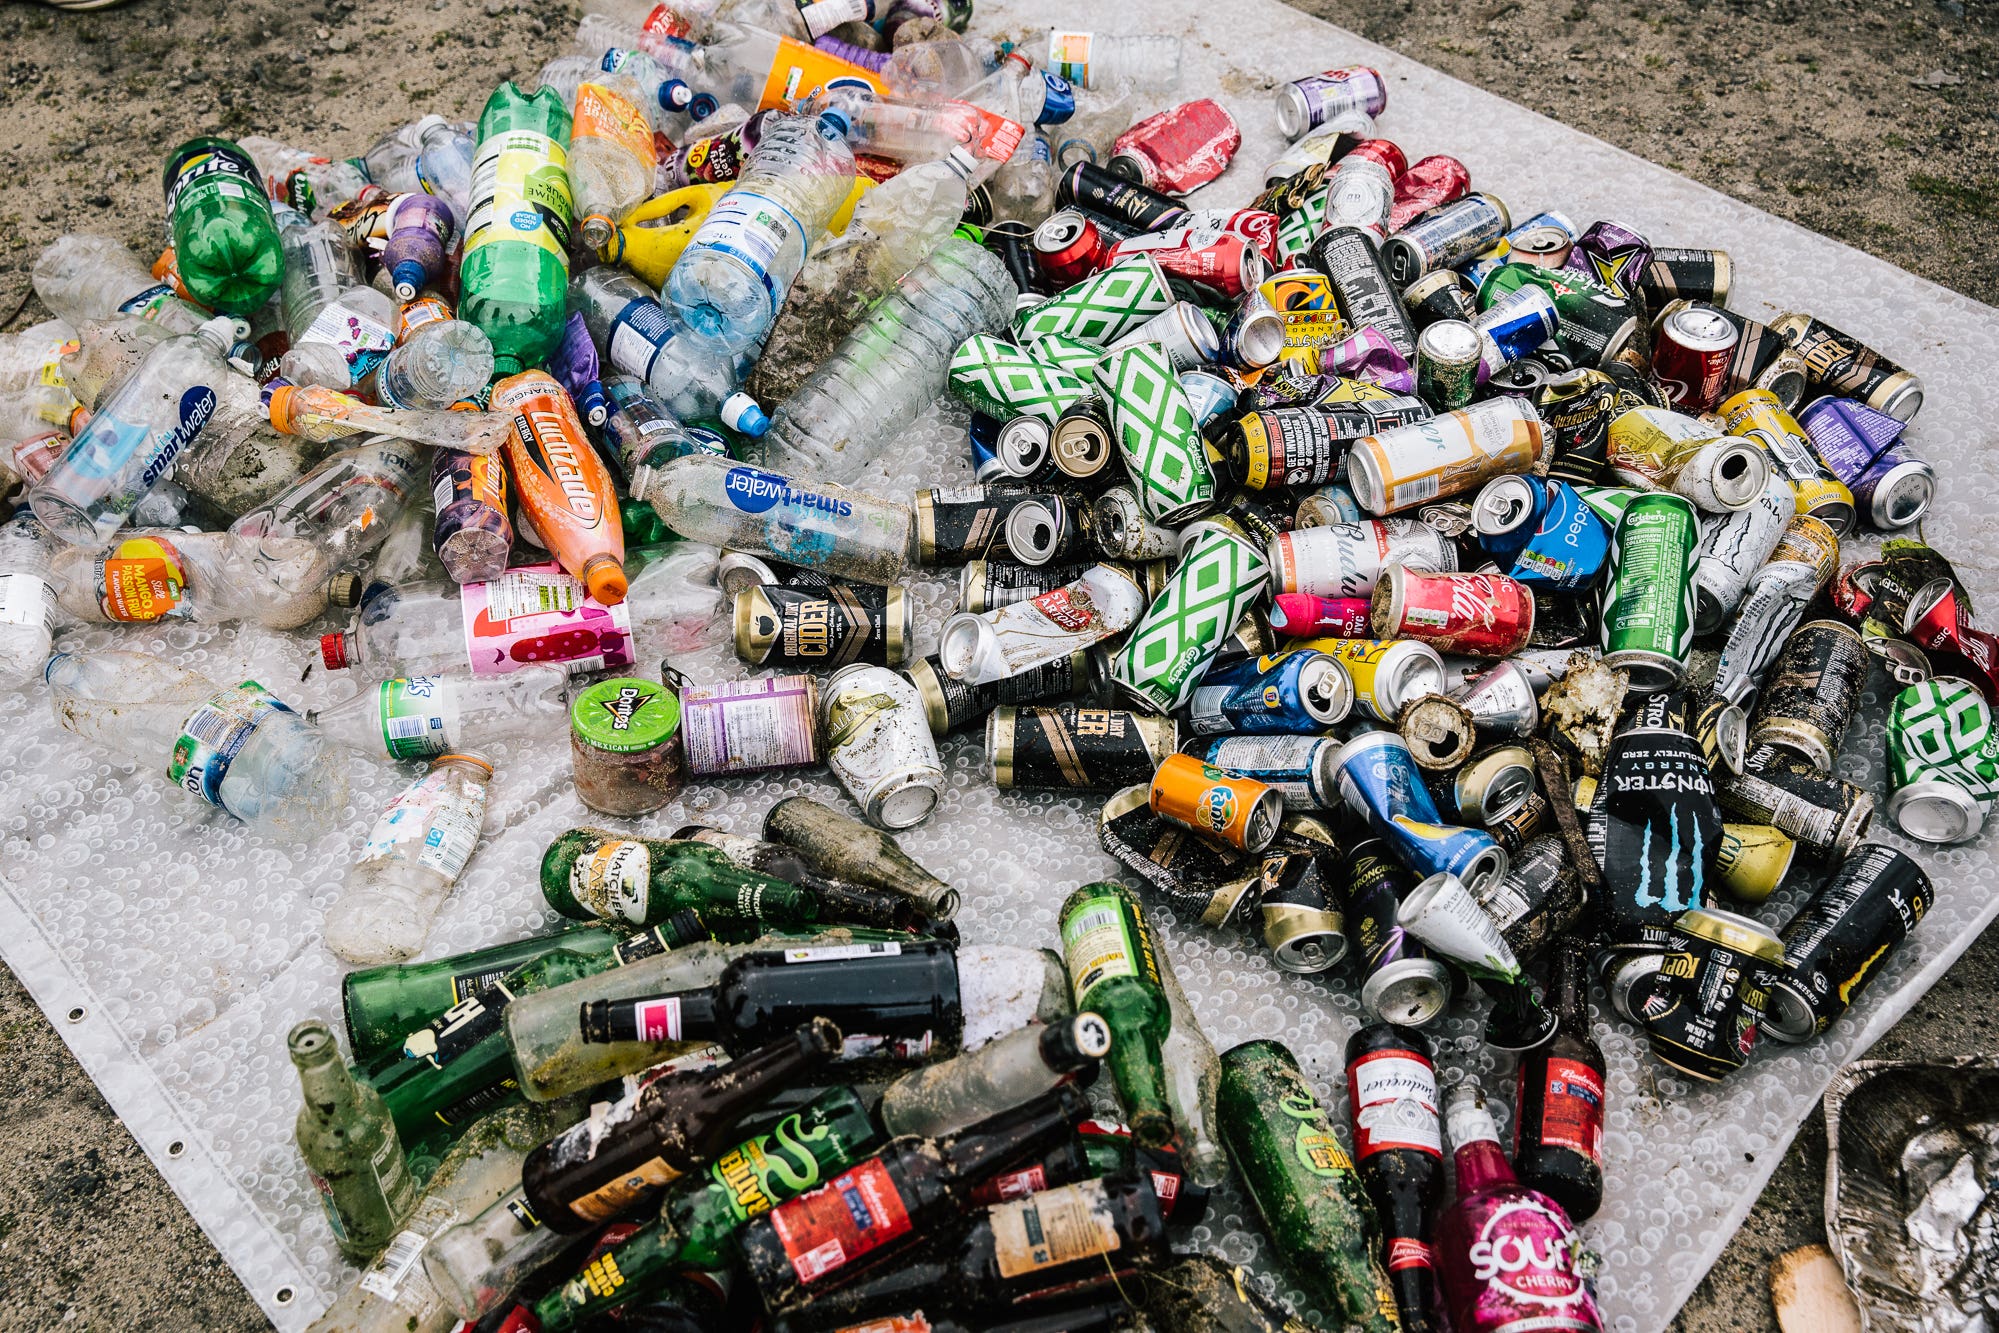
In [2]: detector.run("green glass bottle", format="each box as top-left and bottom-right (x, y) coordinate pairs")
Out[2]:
(460, 83), (575, 376)
(540, 829), (817, 932)
(532, 1086), (883, 1330)
(1216, 1038), (1400, 1333)
(163, 137), (286, 315)
(364, 1036), (520, 1148)
(290, 1018), (419, 1262)
(1056, 881), (1174, 1149)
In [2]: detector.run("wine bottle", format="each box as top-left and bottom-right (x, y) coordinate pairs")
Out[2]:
(1345, 1022), (1445, 1333)
(1512, 938), (1606, 1222)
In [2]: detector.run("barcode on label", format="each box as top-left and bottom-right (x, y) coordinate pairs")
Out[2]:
(784, 942), (902, 963)
(357, 1228), (428, 1299)
(1392, 474), (1440, 506)
(386, 716), (430, 741)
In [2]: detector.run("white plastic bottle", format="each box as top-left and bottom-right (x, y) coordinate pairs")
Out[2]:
(325, 753), (494, 965)
(632, 452), (912, 583)
(307, 666), (570, 761)
(48, 529), (335, 630)
(667, 110), (858, 351)
(0, 512), (60, 687)
(374, 321), (496, 411)
(1045, 30), (1184, 91)
(229, 437), (428, 572)
(757, 233), (1014, 481)
(31, 234), (212, 333)
(43, 648), (349, 841)
(566, 266), (764, 429)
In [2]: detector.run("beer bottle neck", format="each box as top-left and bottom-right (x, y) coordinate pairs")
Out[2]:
(1552, 939), (1591, 1034)
(646, 1019), (840, 1136)
(291, 1032), (363, 1122)
(938, 1086), (1086, 1187)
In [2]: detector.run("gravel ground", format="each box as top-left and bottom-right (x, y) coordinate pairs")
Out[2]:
(2, 0), (1995, 1328)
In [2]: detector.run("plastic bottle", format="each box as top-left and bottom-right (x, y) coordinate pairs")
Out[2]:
(363, 115), (477, 226)
(28, 317), (238, 547)
(44, 648), (349, 840)
(0, 319), (79, 395)
(566, 266), (764, 429)
(460, 85), (576, 377)
(1044, 30), (1184, 91)
(326, 753), (495, 965)
(47, 529), (336, 630)
(373, 483), (450, 590)
(873, 33), (990, 98)
(0, 512), (60, 686)
(757, 233), (1014, 480)
(375, 321), (496, 411)
(432, 449), (514, 585)
(230, 436), (428, 572)
(382, 192), (458, 301)
(308, 666), (570, 761)
(265, 381), (515, 455)
(162, 136), (287, 315)
(238, 135), (373, 220)
(0, 384), (79, 445)
(491, 370), (627, 603)
(604, 374), (730, 496)
(275, 204), (398, 390)
(812, 88), (987, 163)
(277, 203), (367, 341)
(32, 234), (212, 333)
(633, 453), (911, 582)
(566, 65), (663, 254)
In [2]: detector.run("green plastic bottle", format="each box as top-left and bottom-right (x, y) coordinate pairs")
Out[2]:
(460, 83), (575, 375)
(162, 137), (286, 315)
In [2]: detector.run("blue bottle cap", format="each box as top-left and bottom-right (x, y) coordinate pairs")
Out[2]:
(390, 260), (428, 300)
(815, 108), (853, 141)
(688, 91), (720, 120)
(659, 78), (694, 113)
(1037, 71), (1076, 125)
(721, 392), (771, 438)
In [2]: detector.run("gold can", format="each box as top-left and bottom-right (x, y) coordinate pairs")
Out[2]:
(1718, 388), (1856, 536)
(1715, 823), (1797, 903)
(1346, 398), (1544, 516)
(733, 583), (909, 669)
(1768, 512), (1841, 584)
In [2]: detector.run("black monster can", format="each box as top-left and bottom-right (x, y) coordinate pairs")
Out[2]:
(1718, 752), (1874, 860)
(1761, 844), (1933, 1043)
(1641, 907), (1786, 1081)
(1585, 720), (1722, 948)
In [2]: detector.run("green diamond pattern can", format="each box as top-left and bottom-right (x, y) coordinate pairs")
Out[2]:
(1887, 676), (1999, 843)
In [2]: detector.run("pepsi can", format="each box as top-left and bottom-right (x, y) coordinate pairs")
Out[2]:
(1498, 480), (1611, 593)
(1332, 730), (1509, 890)
(1187, 650), (1354, 734)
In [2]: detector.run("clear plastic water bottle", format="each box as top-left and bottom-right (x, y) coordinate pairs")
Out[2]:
(811, 87), (988, 162)
(874, 33), (991, 97)
(0, 319), (78, 394)
(0, 512), (60, 687)
(667, 110), (858, 350)
(32, 234), (212, 333)
(1044, 29), (1184, 91)
(326, 752), (494, 965)
(230, 436), (427, 572)
(632, 452), (912, 583)
(567, 266), (764, 429)
(238, 135), (374, 219)
(47, 528), (336, 630)
(277, 205), (363, 333)
(562, 63), (663, 253)
(375, 321), (496, 410)
(363, 115), (477, 225)
(28, 317), (238, 547)
(44, 648), (349, 841)
(758, 234), (1014, 480)
(306, 665), (570, 760)
(276, 203), (397, 389)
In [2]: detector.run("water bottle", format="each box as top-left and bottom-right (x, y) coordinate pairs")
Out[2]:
(381, 193), (458, 300)
(0, 319), (78, 394)
(759, 234), (1014, 480)
(1045, 29), (1184, 90)
(375, 321), (496, 411)
(238, 135), (374, 219)
(604, 374), (730, 495)
(0, 512), (60, 686)
(565, 267), (762, 431)
(812, 88), (987, 162)
(539, 47), (703, 132)
(375, 483), (451, 590)
(326, 753), (495, 965)
(632, 452), (911, 583)
(230, 436), (427, 572)
(162, 136), (287, 315)
(47, 529), (336, 630)
(28, 317), (238, 546)
(364, 115), (477, 225)
(277, 203), (364, 333)
(32, 234), (212, 333)
(306, 665), (570, 760)
(564, 63), (663, 254)
(460, 84), (576, 377)
(668, 111), (858, 350)
(44, 648), (349, 841)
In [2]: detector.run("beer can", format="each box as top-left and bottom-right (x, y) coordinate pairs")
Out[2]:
(1717, 388), (1855, 537)
(1382, 192), (1512, 286)
(1402, 268), (1479, 330)
(916, 485), (1044, 566)
(1338, 836), (1455, 1027)
(1641, 247), (1732, 308)
(1849, 443), (1936, 532)
(1651, 304), (1739, 413)
(1762, 845), (1933, 1042)
(1187, 650), (1353, 735)
(1255, 846), (1348, 973)
(1371, 566), (1536, 659)
(1104, 301), (1222, 371)
(1717, 751), (1874, 860)
(823, 663), (945, 830)
(1702, 304), (1807, 410)
(1795, 396), (1927, 527)
(1886, 677), (1999, 844)
(1227, 405), (1374, 491)
(1346, 398), (1544, 517)
(1770, 313), (1924, 422)
(1099, 783), (1261, 928)
(1534, 368), (1617, 484)
(1293, 482), (1368, 529)
(1089, 487), (1180, 564)
(1606, 408), (1770, 513)
(989, 703), (1177, 791)
(1692, 472), (1798, 635)
(1301, 636), (1446, 723)
(1185, 733), (1342, 808)
(1003, 494), (1093, 568)
(1401, 695), (1477, 772)
(1599, 492), (1700, 692)
(734, 583), (909, 669)
(678, 675), (822, 777)
(1459, 210), (1578, 287)
(1032, 208), (1108, 287)
(1114, 523), (1271, 712)
(1453, 745), (1537, 826)
(1332, 729), (1509, 891)
(1266, 517), (1457, 597)
(1414, 320), (1482, 412)
(1451, 659), (1541, 736)
(1472, 833), (1584, 963)
(1746, 620), (1869, 772)
(1275, 65), (1390, 140)
(1179, 368), (1238, 428)
(1056, 162), (1189, 233)
(1150, 752), (1285, 853)
(981, 219), (1042, 307)
(1047, 398), (1118, 485)
(903, 649), (1097, 736)
(961, 557), (1097, 613)
(1715, 823), (1796, 903)
(1642, 907), (1786, 1081)
(1306, 226), (1419, 360)
(945, 562), (1147, 685)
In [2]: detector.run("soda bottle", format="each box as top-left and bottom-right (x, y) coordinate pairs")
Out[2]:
(1512, 938), (1607, 1222)
(667, 110), (858, 351)
(162, 136), (287, 314)
(44, 648), (349, 840)
(492, 370), (628, 604)
(311, 667), (569, 764)
(460, 84), (576, 376)
(47, 529), (336, 630)
(876, 1012), (1110, 1139)
(32, 234), (212, 332)
(566, 266), (764, 429)
(375, 321), (496, 411)
(27, 317), (238, 546)
(1044, 30), (1184, 91)
(0, 511), (60, 685)
(290, 1018), (419, 1262)
(325, 753), (496, 965)
(238, 134), (374, 219)
(363, 115), (477, 225)
(1056, 881), (1174, 1148)
(432, 448), (515, 584)
(381, 192), (459, 301)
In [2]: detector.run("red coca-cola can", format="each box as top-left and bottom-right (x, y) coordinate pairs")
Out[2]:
(1198, 207), (1280, 266)
(1652, 303), (1739, 412)
(1370, 566), (1536, 658)
(1388, 154), (1472, 232)
(1109, 98), (1243, 195)
(1107, 224), (1268, 299)
(1032, 209), (1109, 287)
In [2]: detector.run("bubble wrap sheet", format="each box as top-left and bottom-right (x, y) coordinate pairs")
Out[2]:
(5, 2), (1997, 1329)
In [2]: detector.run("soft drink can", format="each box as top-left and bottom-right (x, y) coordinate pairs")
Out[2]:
(1762, 845), (1932, 1042)
(1149, 752), (1285, 852)
(1381, 192), (1510, 286)
(1651, 303), (1739, 412)
(1275, 66), (1390, 140)
(1332, 729), (1508, 890)
(1599, 493), (1700, 692)
(1370, 566), (1535, 659)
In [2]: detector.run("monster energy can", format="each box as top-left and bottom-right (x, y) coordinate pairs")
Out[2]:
(1598, 492), (1700, 692)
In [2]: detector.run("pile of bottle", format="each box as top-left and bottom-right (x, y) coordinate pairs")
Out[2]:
(0, 0), (1980, 1327)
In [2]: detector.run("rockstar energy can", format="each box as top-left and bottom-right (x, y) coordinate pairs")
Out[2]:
(989, 703), (1178, 791)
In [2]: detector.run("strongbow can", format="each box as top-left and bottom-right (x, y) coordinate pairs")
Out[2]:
(1338, 837), (1455, 1026)
(1599, 493), (1700, 692)
(1149, 752), (1285, 853)
(1346, 397), (1544, 516)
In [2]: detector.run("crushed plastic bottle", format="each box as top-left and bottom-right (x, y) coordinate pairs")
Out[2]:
(632, 452), (911, 582)
(307, 665), (570, 761)
(374, 320), (496, 411)
(326, 753), (494, 965)
(229, 436), (428, 574)
(0, 319), (78, 395)
(32, 234), (213, 333)
(0, 512), (60, 686)
(265, 380), (515, 455)
(239, 134), (374, 220)
(363, 115), (477, 225)
(47, 529), (337, 630)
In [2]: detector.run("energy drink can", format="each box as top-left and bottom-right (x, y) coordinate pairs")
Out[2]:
(1717, 751), (1874, 860)
(1710, 514), (1842, 704)
(1098, 783), (1261, 928)
(1471, 834), (1584, 963)
(1255, 845), (1348, 973)
(989, 703), (1177, 791)
(1747, 620), (1869, 772)
(1187, 650), (1353, 734)
(1306, 225), (1419, 360)
(1797, 397), (1936, 530)
(1301, 636), (1447, 723)
(1642, 907), (1785, 1081)
(1048, 398), (1119, 485)
(1185, 733), (1342, 808)
(1564, 219), (1653, 300)
(1651, 304), (1739, 413)
(1226, 405), (1374, 491)
(733, 583), (909, 669)
(1717, 388), (1856, 537)
(1149, 752), (1285, 853)
(1267, 518), (1457, 597)
(1698, 304), (1807, 410)
(1371, 566), (1536, 659)
(1332, 729), (1509, 890)
(678, 675), (822, 777)
(1585, 721), (1722, 948)
(915, 485), (1044, 566)
(1535, 368), (1618, 484)
(1415, 320), (1482, 412)
(1886, 677), (1999, 844)
(1692, 472), (1798, 635)
(1346, 398), (1544, 516)
(1338, 836), (1455, 1026)
(1477, 263), (1641, 370)
(1641, 247), (1732, 307)
(1381, 192), (1512, 286)
(1599, 493), (1700, 692)
(1762, 845), (1933, 1042)
(1770, 313), (1925, 422)
(902, 649), (1097, 736)
(1714, 823), (1796, 902)
(1402, 268), (1479, 330)
(822, 663), (945, 830)
(1003, 494), (1094, 568)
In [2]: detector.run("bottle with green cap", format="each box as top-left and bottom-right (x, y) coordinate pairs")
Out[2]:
(1056, 880), (1175, 1148)
(460, 82), (575, 375)
(570, 675), (687, 817)
(163, 136), (286, 315)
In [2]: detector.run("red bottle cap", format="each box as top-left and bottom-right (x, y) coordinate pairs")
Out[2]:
(319, 632), (349, 670)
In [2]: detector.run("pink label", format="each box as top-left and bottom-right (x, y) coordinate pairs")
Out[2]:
(460, 561), (635, 676)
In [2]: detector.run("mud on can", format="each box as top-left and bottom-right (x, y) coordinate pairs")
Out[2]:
(916, 485), (1044, 566)
(1371, 566), (1536, 660)
(904, 649), (1097, 736)
(1267, 517), (1457, 598)
(1762, 844), (1933, 1043)
(822, 663), (946, 830)
(1717, 751), (1874, 861)
(1747, 619), (1869, 773)
(1402, 268), (1479, 330)
(1472, 833), (1584, 963)
(734, 582), (909, 669)
(1345, 397), (1545, 517)
(1382, 192), (1511, 287)
(1771, 313), (1925, 422)
(1332, 729), (1509, 891)
(1099, 783), (1261, 928)
(1090, 487), (1180, 564)
(1337, 836), (1455, 1026)
(1149, 752), (1285, 853)
(1185, 732), (1342, 808)
(1598, 492), (1700, 693)
(678, 675), (821, 777)
(1254, 844), (1348, 973)
(1641, 907), (1786, 1081)
(989, 702), (1177, 791)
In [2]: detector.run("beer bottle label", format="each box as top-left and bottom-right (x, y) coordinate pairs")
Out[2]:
(1060, 892), (1157, 1002)
(707, 1109), (837, 1224)
(770, 1157), (913, 1284)
(567, 1154), (684, 1225)
(1347, 1048), (1442, 1158)
(990, 1179), (1121, 1279)
(1534, 1056), (1606, 1165)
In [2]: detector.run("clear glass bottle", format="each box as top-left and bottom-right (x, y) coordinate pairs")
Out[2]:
(877, 1012), (1110, 1139)
(1152, 918), (1229, 1188)
(325, 753), (495, 966)
(290, 1018), (419, 1263)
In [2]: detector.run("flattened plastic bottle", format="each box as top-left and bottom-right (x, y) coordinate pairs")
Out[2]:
(0, 319), (79, 395)
(327, 753), (495, 966)
(460, 84), (576, 377)
(566, 65), (662, 254)
(47, 528), (336, 630)
(162, 136), (287, 315)
(363, 115), (477, 226)
(567, 267), (759, 427)
(230, 436), (428, 572)
(0, 512), (60, 686)
(32, 234), (213, 333)
(375, 321), (495, 412)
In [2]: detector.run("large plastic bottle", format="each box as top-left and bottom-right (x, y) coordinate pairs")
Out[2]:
(1044, 30), (1184, 91)
(0, 512), (60, 686)
(162, 137), (287, 315)
(364, 115), (478, 226)
(374, 321), (496, 411)
(32, 234), (213, 334)
(566, 62), (662, 254)
(307, 665), (570, 761)
(566, 267), (762, 428)
(326, 753), (495, 965)
(44, 649), (349, 840)
(460, 84), (576, 377)
(666, 110), (859, 350)
(28, 317), (239, 547)
(758, 234), (1014, 480)
(229, 436), (427, 573)
(632, 452), (911, 582)
(491, 371), (628, 604)
(47, 529), (336, 630)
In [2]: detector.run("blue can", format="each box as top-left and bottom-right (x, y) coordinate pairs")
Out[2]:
(1471, 474), (1551, 561)
(967, 412), (1008, 483)
(1460, 210), (1580, 289)
(1331, 730), (1510, 889)
(1187, 650), (1353, 735)
(1500, 480), (1611, 592)
(1180, 369), (1237, 427)
(1187, 732), (1342, 807)
(1473, 283), (1560, 371)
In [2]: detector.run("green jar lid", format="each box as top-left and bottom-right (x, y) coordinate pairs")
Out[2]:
(571, 677), (681, 753)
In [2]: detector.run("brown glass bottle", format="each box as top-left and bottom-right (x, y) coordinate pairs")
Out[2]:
(1344, 1022), (1444, 1333)
(519, 1017), (839, 1232)
(1512, 937), (1607, 1221)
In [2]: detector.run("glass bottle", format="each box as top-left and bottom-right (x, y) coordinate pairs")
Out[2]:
(877, 1012), (1109, 1140)
(1135, 1252), (1315, 1333)
(1345, 1023), (1445, 1333)
(291, 1018), (418, 1262)
(1151, 920), (1229, 1187)
(672, 822), (935, 932)
(762, 794), (960, 917)
(324, 754), (496, 966)
(540, 829), (819, 931)
(1056, 881), (1173, 1148)
(1512, 938), (1607, 1222)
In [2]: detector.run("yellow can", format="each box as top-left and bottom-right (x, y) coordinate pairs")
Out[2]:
(1715, 823), (1796, 902)
(1717, 388), (1856, 536)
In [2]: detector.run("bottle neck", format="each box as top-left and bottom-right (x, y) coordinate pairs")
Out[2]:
(293, 1047), (363, 1121)
(938, 1086), (1082, 1187)
(649, 1020), (837, 1133)
(1552, 939), (1591, 1034)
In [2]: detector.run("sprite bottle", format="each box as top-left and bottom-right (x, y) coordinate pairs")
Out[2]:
(163, 137), (286, 315)
(460, 83), (575, 375)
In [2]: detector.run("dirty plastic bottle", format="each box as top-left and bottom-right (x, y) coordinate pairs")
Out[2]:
(373, 483), (450, 591)
(0, 319), (78, 394)
(812, 88), (988, 163)
(364, 115), (477, 226)
(0, 384), (78, 444)
(871, 33), (990, 98)
(605, 375), (730, 496)
(32, 234), (212, 334)
(0, 512), (60, 686)
(48, 529), (336, 630)
(565, 64), (663, 254)
(758, 233), (1014, 480)
(375, 321), (496, 411)
(326, 753), (495, 966)
(308, 665), (570, 761)
(275, 204), (398, 389)
(432, 449), (514, 585)
(44, 648), (349, 840)
(667, 110), (859, 351)
(162, 136), (287, 315)
(230, 436), (428, 573)
(28, 317), (238, 547)
(265, 381), (516, 455)
(239, 134), (373, 220)
(382, 193), (459, 301)
(567, 267), (764, 429)
(633, 452), (912, 582)
(277, 204), (368, 352)
(1044, 29), (1183, 91)
(460, 84), (576, 377)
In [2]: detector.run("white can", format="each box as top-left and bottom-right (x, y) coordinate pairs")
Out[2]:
(822, 664), (944, 831)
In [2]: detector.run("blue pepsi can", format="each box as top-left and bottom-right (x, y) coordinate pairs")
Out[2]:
(1460, 210), (1580, 289)
(1332, 730), (1509, 889)
(1187, 650), (1354, 735)
(1486, 479), (1611, 592)
(1187, 732), (1342, 807)
(1473, 283), (1560, 374)
(1471, 474), (1551, 561)
(968, 412), (1008, 483)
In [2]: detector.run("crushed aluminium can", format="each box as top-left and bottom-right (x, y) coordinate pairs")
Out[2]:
(1370, 566), (1536, 659)
(1149, 752), (1285, 853)
(902, 649), (1098, 736)
(822, 663), (945, 830)
(1185, 733), (1342, 809)
(1746, 619), (1869, 773)
(1344, 397), (1544, 517)
(1332, 729), (1508, 891)
(1187, 650), (1353, 734)
(1886, 677), (1999, 843)
(1267, 518), (1458, 597)
(1099, 783), (1261, 929)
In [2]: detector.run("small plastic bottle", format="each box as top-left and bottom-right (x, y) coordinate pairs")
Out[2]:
(375, 321), (496, 411)
(1044, 29), (1184, 91)
(432, 449), (515, 585)
(229, 436), (428, 572)
(363, 115), (477, 225)
(32, 234), (211, 333)
(381, 192), (458, 301)
(0, 512), (60, 686)
(308, 666), (570, 761)
(567, 266), (764, 429)
(633, 452), (911, 583)
(48, 529), (336, 630)
(325, 753), (495, 965)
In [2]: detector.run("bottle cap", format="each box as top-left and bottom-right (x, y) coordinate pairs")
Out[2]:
(265, 383), (300, 434)
(659, 78), (693, 112)
(1037, 71), (1076, 125)
(585, 556), (629, 606)
(435, 751), (495, 777)
(688, 91), (719, 121)
(319, 632), (351, 670)
(720, 392), (770, 438)
(325, 573), (363, 609)
(391, 261), (426, 301)
(816, 108), (852, 141)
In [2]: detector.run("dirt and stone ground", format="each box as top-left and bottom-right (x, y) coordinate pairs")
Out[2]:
(2, 0), (1996, 1327)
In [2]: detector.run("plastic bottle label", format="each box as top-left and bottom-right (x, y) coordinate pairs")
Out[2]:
(460, 561), (634, 677)
(797, 0), (869, 38)
(297, 299), (397, 378)
(1532, 1056), (1606, 1164)
(608, 297), (679, 382)
(1348, 1049), (1443, 1158)
(694, 189), (804, 302)
(1060, 893), (1139, 1000)
(770, 1156), (912, 1284)
(756, 35), (883, 111)
(356, 766), (484, 878)
(782, 942), (902, 963)
(167, 681), (292, 811)
(0, 572), (54, 631)
(115, 283), (179, 320)
(1047, 31), (1096, 85)
(464, 129), (574, 261)
(164, 141), (265, 218)
(63, 386), (216, 488)
(640, 3), (697, 46)
(377, 676), (460, 759)
(92, 535), (189, 622)
(568, 839), (652, 922)
(573, 84), (657, 170)
(990, 1180), (1120, 1279)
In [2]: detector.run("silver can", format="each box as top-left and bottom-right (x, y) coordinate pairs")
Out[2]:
(1091, 485), (1181, 562)
(1103, 301), (1221, 371)
(822, 663), (945, 830)
(1693, 471), (1798, 635)
(1266, 518), (1457, 597)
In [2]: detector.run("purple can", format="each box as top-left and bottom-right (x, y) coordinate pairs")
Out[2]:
(1472, 284), (1560, 376)
(1275, 65), (1390, 140)
(1321, 324), (1416, 394)
(1564, 219), (1654, 300)
(1799, 396), (1934, 530)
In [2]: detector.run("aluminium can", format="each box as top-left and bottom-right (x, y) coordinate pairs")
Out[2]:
(903, 649), (1097, 736)
(1471, 833), (1584, 963)
(1332, 729), (1509, 891)
(1266, 517), (1458, 597)
(989, 703), (1177, 791)
(1598, 492), (1700, 693)
(1338, 836), (1455, 1027)
(1381, 192), (1512, 287)
(1534, 367), (1618, 484)
(1746, 619), (1870, 773)
(915, 484), (1046, 566)
(1651, 304), (1739, 414)
(1371, 565), (1536, 659)
(1886, 676), (1999, 844)
(822, 663), (945, 830)
(1692, 471), (1798, 635)
(1640, 247), (1732, 307)
(1471, 284), (1561, 373)
(1255, 845), (1348, 973)
(733, 583), (908, 669)
(1056, 161), (1189, 232)
(1450, 659), (1541, 736)
(1090, 487), (1180, 563)
(1564, 219), (1654, 300)
(960, 557), (1098, 613)
(1717, 388), (1855, 537)
(1185, 732), (1343, 808)
(1300, 636), (1447, 723)
(1478, 262), (1641, 370)
(1700, 304), (1807, 410)
(1762, 845), (1933, 1043)
(1402, 267), (1479, 330)
(678, 675), (821, 777)
(1770, 313), (1924, 422)
(1415, 319), (1482, 412)
(1717, 751), (1874, 861)
(1099, 783), (1261, 928)
(1049, 398), (1119, 484)
(1149, 752), (1285, 853)
(1227, 405), (1377, 491)
(1187, 650), (1353, 735)
(1641, 907), (1786, 1081)
(1345, 397), (1545, 516)
(1003, 493), (1094, 568)
(1275, 65), (1390, 140)
(1453, 745), (1538, 826)
(1306, 225), (1419, 360)
(1031, 208), (1108, 287)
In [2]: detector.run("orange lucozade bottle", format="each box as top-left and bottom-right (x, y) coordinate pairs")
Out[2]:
(492, 370), (628, 605)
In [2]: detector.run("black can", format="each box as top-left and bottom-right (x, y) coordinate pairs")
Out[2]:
(1057, 162), (1188, 233)
(1762, 844), (1933, 1043)
(903, 651), (1096, 735)
(1471, 833), (1584, 963)
(1227, 405), (1372, 491)
(1049, 398), (1119, 485)
(1601, 359), (1671, 412)
(983, 219), (1043, 296)
(1720, 750), (1875, 860)
(1487, 787), (1553, 857)
(1402, 268), (1479, 330)
(959, 557), (1099, 613)
(1098, 784), (1261, 928)
(1746, 620), (1869, 773)
(1641, 247), (1732, 308)
(1619, 688), (1695, 736)
(1002, 493), (1098, 569)
(733, 583), (908, 669)
(1254, 846), (1348, 974)
(1337, 836), (1454, 1028)
(989, 703), (1177, 792)
(915, 484), (1051, 566)
(1529, 590), (1595, 649)
(1641, 907), (1786, 1081)
(1534, 368), (1618, 485)
(1585, 725), (1721, 948)
(1307, 226), (1420, 361)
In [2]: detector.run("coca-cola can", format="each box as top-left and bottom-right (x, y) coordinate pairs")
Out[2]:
(1109, 98), (1243, 195)
(1032, 209), (1108, 287)
(1370, 566), (1536, 658)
